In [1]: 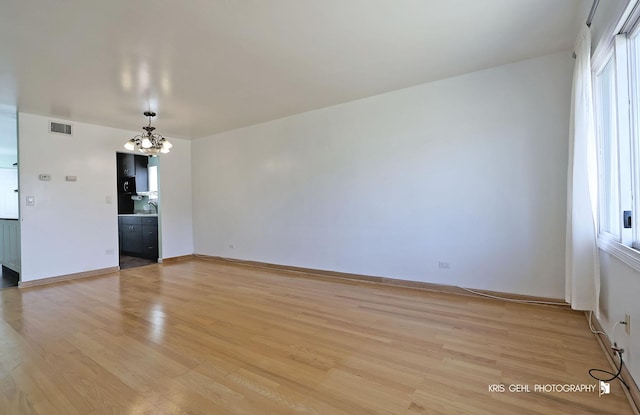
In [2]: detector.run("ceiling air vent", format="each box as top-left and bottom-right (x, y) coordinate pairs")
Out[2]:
(49, 121), (72, 135)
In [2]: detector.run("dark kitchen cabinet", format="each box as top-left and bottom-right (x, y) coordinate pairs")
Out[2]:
(117, 194), (134, 215)
(118, 216), (158, 260)
(121, 222), (142, 254)
(119, 216), (142, 255)
(117, 153), (148, 185)
(141, 217), (158, 258)
(119, 176), (136, 194)
(117, 153), (135, 178)
(116, 153), (149, 214)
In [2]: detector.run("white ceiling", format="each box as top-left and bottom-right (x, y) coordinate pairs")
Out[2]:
(0, 0), (586, 139)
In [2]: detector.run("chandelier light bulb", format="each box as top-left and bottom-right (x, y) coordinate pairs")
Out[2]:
(124, 140), (135, 151)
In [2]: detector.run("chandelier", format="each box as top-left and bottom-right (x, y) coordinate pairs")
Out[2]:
(124, 111), (173, 155)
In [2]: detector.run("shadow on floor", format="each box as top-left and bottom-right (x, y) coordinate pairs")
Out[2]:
(119, 255), (157, 270)
(0, 266), (19, 289)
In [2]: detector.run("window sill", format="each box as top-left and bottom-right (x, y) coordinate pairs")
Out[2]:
(598, 235), (640, 273)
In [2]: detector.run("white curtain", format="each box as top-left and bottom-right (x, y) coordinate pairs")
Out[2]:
(566, 25), (600, 311)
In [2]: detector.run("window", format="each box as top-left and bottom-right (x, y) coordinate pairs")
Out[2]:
(148, 165), (158, 193)
(595, 56), (620, 238)
(629, 32), (640, 248)
(593, 9), (640, 268)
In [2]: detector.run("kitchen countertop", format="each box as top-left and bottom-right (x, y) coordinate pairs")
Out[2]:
(118, 213), (158, 217)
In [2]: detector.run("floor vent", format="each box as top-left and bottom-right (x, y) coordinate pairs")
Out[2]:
(49, 121), (72, 135)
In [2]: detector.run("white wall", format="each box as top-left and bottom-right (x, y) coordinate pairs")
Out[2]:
(599, 252), (640, 387)
(192, 52), (573, 298)
(157, 138), (194, 259)
(18, 113), (193, 282)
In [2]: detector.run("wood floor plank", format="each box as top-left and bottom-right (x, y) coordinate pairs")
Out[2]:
(0, 258), (635, 414)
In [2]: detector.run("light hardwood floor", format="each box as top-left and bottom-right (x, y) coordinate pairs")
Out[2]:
(0, 258), (635, 414)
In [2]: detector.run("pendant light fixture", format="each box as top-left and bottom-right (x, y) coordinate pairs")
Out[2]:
(124, 111), (173, 155)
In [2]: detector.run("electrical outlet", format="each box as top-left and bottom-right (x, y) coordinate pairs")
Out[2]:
(625, 313), (631, 335)
(438, 261), (450, 269)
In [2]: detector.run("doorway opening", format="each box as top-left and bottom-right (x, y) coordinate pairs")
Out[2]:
(116, 153), (160, 270)
(0, 106), (20, 288)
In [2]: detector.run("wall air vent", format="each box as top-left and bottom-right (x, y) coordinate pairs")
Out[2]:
(49, 121), (72, 135)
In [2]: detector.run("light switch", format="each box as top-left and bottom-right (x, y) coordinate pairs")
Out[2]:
(38, 174), (51, 181)
(65, 175), (77, 181)
(26, 196), (35, 206)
